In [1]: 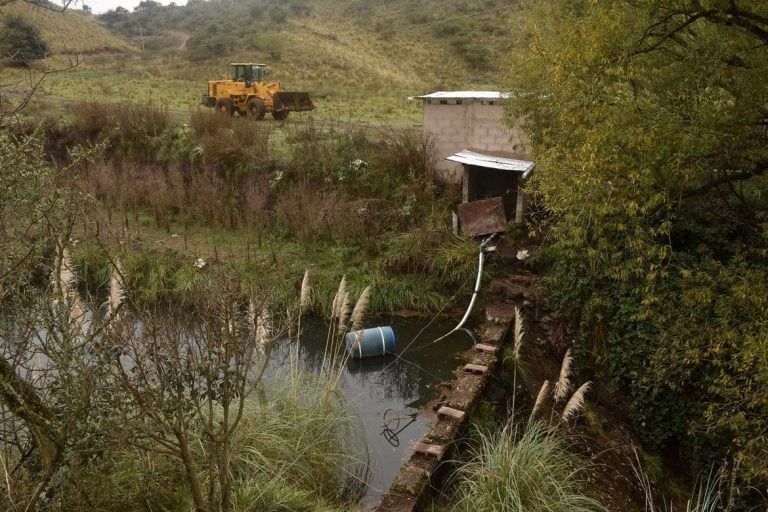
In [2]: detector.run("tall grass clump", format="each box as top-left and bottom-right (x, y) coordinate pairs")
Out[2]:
(451, 423), (605, 512)
(190, 110), (273, 172)
(113, 102), (173, 161)
(381, 228), (477, 289)
(372, 128), (436, 189)
(231, 377), (367, 510)
(632, 446), (732, 512)
(69, 101), (173, 162)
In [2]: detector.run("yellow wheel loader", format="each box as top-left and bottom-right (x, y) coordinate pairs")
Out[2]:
(202, 63), (314, 120)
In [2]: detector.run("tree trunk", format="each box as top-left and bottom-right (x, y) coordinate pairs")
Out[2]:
(177, 429), (207, 512)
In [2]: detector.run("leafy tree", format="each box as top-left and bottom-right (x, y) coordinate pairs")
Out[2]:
(99, 6), (130, 26)
(252, 32), (285, 61)
(0, 133), (110, 511)
(134, 0), (161, 12)
(507, 0), (768, 499)
(1, 15), (50, 65)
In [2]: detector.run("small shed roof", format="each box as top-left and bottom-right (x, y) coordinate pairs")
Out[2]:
(411, 91), (510, 101)
(447, 150), (535, 178)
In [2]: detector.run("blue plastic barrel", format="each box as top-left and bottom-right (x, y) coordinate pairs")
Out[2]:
(345, 326), (397, 359)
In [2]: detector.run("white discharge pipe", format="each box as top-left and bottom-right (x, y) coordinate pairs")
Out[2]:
(445, 234), (496, 337)
(401, 234), (495, 353)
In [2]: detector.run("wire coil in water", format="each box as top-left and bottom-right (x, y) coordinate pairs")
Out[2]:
(380, 409), (418, 447)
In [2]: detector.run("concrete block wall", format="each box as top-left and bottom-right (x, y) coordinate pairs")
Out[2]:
(376, 317), (513, 512)
(422, 101), (529, 184)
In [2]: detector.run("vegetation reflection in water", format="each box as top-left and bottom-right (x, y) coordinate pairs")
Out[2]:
(265, 316), (473, 506)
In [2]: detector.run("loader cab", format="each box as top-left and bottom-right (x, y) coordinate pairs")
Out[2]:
(231, 63), (265, 85)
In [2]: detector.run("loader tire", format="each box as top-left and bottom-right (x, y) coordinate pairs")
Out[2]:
(246, 98), (266, 120)
(272, 109), (289, 121)
(215, 98), (234, 115)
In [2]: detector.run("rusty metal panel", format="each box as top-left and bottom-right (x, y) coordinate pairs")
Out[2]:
(457, 197), (507, 237)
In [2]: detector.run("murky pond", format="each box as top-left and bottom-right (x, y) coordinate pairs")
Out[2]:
(9, 302), (472, 508)
(266, 316), (473, 507)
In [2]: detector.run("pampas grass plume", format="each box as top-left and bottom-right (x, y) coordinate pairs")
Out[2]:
(350, 286), (371, 332)
(332, 275), (347, 318)
(69, 293), (86, 331)
(513, 306), (524, 359)
(337, 291), (351, 331)
(108, 259), (125, 316)
(256, 307), (272, 349)
(561, 381), (591, 422)
(530, 379), (551, 421)
(553, 348), (573, 402)
(300, 270), (311, 310)
(55, 246), (76, 297)
(248, 300), (257, 338)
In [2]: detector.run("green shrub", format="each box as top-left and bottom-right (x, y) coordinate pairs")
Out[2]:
(505, 2), (768, 501)
(69, 102), (173, 162)
(113, 103), (173, 161)
(0, 132), (82, 295)
(1, 15), (49, 66)
(433, 18), (468, 37)
(371, 128), (437, 191)
(288, 0), (311, 17)
(249, 4), (264, 19)
(453, 38), (490, 70)
(251, 31), (285, 61)
(185, 29), (226, 61)
(268, 5), (287, 24)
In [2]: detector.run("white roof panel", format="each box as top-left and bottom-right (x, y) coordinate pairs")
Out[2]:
(412, 91), (510, 100)
(446, 150), (535, 175)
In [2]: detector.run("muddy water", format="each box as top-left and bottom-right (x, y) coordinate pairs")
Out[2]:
(18, 308), (471, 508)
(266, 316), (473, 508)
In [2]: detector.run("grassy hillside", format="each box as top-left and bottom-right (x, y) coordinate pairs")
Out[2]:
(0, 2), (133, 56)
(98, 0), (513, 88)
(3, 0), (516, 124)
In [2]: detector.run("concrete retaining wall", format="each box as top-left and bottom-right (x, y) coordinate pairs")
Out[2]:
(376, 314), (513, 512)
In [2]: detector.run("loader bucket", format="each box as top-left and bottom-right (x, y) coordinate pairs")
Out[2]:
(274, 92), (315, 112)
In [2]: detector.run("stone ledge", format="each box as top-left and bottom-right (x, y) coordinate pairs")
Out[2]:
(376, 315), (511, 511)
(437, 406), (466, 422)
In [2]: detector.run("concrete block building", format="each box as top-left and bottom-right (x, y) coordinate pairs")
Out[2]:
(413, 91), (534, 225)
(412, 91), (529, 184)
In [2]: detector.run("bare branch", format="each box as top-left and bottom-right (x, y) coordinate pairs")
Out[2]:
(635, 3), (768, 57)
(0, 56), (80, 118)
(0, 0), (74, 13)
(682, 165), (767, 199)
(634, 9), (716, 56)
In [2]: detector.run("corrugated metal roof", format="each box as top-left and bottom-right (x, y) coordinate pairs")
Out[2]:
(447, 150), (535, 176)
(411, 91), (510, 100)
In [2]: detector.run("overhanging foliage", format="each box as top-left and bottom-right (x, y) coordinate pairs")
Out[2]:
(507, 0), (768, 498)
